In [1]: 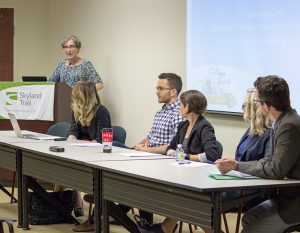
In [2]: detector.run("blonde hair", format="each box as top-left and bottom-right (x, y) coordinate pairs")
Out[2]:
(243, 88), (270, 136)
(71, 81), (101, 127)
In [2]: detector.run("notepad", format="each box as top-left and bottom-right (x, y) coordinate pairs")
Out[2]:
(209, 171), (259, 180)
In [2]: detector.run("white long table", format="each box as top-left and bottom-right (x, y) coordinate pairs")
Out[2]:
(89, 159), (300, 233)
(1, 130), (300, 233)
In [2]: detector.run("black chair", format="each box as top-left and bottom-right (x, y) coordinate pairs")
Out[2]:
(216, 140), (223, 159)
(0, 217), (16, 233)
(112, 125), (126, 144)
(47, 122), (71, 137)
(284, 224), (300, 233)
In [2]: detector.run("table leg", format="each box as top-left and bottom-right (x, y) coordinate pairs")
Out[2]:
(22, 174), (29, 230)
(16, 149), (23, 228)
(103, 198), (109, 233)
(94, 169), (102, 233)
(212, 192), (222, 233)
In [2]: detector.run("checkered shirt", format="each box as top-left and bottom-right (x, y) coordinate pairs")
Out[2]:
(147, 99), (183, 147)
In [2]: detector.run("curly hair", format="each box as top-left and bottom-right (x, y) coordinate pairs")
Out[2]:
(243, 88), (270, 136)
(61, 35), (81, 49)
(71, 81), (101, 127)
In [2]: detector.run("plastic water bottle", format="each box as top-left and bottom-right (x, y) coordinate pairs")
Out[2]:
(175, 144), (184, 162)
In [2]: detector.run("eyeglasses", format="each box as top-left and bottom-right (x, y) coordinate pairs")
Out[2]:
(156, 86), (172, 92)
(63, 45), (76, 50)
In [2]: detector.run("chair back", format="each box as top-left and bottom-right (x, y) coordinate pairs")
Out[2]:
(216, 140), (223, 157)
(112, 126), (126, 144)
(47, 122), (71, 138)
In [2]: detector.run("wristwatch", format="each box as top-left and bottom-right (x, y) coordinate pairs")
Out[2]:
(185, 154), (191, 160)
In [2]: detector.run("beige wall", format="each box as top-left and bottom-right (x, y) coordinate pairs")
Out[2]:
(2, 0), (248, 156)
(0, 0), (49, 80)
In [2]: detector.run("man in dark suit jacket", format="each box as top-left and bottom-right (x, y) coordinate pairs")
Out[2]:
(216, 75), (300, 233)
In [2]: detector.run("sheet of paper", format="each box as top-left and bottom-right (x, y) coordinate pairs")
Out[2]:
(225, 170), (258, 179)
(120, 152), (162, 157)
(69, 142), (103, 147)
(34, 136), (61, 140)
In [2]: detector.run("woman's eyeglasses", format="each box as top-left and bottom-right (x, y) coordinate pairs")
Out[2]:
(63, 45), (76, 50)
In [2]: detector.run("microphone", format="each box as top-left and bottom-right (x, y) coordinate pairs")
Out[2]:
(69, 62), (72, 66)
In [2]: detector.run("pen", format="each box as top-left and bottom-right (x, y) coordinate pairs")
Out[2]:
(178, 161), (192, 165)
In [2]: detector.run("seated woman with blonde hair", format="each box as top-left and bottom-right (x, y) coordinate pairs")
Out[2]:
(66, 81), (111, 221)
(201, 88), (271, 233)
(68, 81), (111, 142)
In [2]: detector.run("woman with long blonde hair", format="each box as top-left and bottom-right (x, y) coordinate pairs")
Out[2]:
(236, 88), (271, 162)
(68, 81), (111, 219)
(68, 81), (111, 142)
(200, 89), (272, 233)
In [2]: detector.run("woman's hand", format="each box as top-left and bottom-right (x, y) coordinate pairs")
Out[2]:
(68, 135), (77, 140)
(169, 151), (176, 157)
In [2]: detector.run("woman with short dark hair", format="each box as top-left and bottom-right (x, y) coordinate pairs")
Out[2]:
(166, 89), (219, 162)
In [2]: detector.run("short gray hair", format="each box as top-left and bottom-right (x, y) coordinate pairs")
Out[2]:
(61, 35), (81, 49)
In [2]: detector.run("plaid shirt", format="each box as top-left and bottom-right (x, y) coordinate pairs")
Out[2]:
(147, 99), (183, 147)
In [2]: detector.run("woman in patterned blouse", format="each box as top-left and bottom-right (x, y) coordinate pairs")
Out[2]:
(49, 35), (104, 90)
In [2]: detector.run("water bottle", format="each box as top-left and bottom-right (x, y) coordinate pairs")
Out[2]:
(175, 144), (184, 162)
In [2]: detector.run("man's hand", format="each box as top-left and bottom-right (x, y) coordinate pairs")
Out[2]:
(134, 139), (149, 151)
(134, 143), (148, 152)
(215, 157), (238, 174)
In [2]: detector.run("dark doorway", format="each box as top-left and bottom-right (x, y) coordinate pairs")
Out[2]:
(0, 8), (14, 81)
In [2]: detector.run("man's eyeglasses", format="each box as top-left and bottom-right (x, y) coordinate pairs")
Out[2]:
(63, 45), (76, 50)
(253, 98), (265, 105)
(156, 86), (172, 92)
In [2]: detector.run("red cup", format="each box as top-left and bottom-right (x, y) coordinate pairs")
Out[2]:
(102, 128), (113, 152)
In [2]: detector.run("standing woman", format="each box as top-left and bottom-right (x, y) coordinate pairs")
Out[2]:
(49, 35), (104, 90)
(68, 81), (111, 217)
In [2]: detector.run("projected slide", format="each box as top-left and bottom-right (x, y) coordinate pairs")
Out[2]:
(187, 0), (300, 114)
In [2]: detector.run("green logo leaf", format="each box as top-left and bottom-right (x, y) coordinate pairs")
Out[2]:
(6, 92), (18, 105)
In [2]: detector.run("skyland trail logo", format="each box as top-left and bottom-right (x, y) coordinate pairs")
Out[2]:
(6, 92), (18, 105)
(5, 91), (42, 106)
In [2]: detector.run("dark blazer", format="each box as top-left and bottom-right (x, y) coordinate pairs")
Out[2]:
(235, 128), (271, 162)
(238, 109), (300, 223)
(167, 116), (219, 161)
(69, 105), (111, 143)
